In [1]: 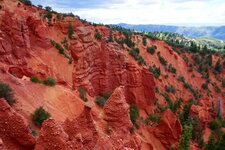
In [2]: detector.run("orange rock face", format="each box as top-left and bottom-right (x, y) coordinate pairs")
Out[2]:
(0, 99), (35, 149)
(154, 109), (182, 149)
(35, 87), (141, 150)
(0, 0), (224, 149)
(35, 119), (73, 150)
(73, 40), (155, 111)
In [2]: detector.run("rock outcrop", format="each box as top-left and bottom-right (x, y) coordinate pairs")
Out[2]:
(35, 119), (73, 150)
(0, 0), (224, 149)
(0, 99), (35, 149)
(154, 109), (182, 149)
(35, 87), (141, 150)
(0, 10), (30, 64)
(103, 86), (133, 133)
(73, 39), (155, 111)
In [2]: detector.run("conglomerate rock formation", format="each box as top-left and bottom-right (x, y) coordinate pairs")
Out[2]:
(0, 0), (224, 150)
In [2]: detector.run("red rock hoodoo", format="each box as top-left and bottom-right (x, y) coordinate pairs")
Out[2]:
(0, 0), (224, 150)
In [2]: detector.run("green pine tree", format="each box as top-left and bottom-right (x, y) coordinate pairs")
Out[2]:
(205, 132), (216, 150)
(217, 133), (225, 150)
(68, 22), (74, 39)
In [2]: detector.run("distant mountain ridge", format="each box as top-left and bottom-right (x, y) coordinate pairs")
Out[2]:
(116, 23), (225, 40)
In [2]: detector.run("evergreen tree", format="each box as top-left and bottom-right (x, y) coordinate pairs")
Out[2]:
(108, 30), (114, 42)
(217, 133), (225, 150)
(142, 36), (147, 46)
(45, 6), (52, 12)
(214, 59), (222, 74)
(178, 125), (193, 150)
(205, 132), (216, 150)
(68, 22), (74, 39)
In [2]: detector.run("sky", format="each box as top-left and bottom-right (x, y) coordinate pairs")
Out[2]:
(31, 0), (225, 26)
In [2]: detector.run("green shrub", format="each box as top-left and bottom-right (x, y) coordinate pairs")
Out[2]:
(160, 92), (172, 102)
(205, 132), (216, 150)
(19, 0), (32, 5)
(157, 53), (168, 66)
(130, 104), (139, 124)
(178, 125), (193, 150)
(178, 76), (185, 83)
(123, 31), (135, 48)
(208, 119), (222, 130)
(212, 83), (222, 93)
(96, 96), (107, 107)
(44, 11), (52, 22)
(129, 127), (134, 133)
(51, 40), (65, 54)
(68, 22), (74, 39)
(142, 36), (147, 46)
(222, 79), (225, 88)
(78, 86), (88, 102)
(179, 103), (192, 126)
(0, 82), (16, 105)
(165, 75), (169, 79)
(147, 45), (157, 54)
(170, 146), (175, 150)
(94, 29), (102, 40)
(43, 77), (56, 86)
(61, 38), (69, 50)
(32, 106), (51, 126)
(217, 133), (225, 150)
(30, 76), (42, 83)
(108, 30), (114, 43)
(37, 5), (43, 9)
(149, 65), (161, 78)
(214, 59), (222, 74)
(96, 92), (111, 107)
(129, 48), (146, 65)
(191, 117), (204, 147)
(170, 98), (183, 113)
(168, 64), (177, 74)
(165, 84), (176, 93)
(147, 113), (162, 124)
(182, 54), (189, 63)
(201, 83), (208, 90)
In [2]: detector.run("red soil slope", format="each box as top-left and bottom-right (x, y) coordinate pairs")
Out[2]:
(0, 0), (224, 150)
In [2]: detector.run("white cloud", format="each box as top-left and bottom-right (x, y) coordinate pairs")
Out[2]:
(33, 0), (225, 26)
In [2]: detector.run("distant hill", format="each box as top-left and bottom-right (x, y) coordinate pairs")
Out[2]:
(116, 23), (225, 40)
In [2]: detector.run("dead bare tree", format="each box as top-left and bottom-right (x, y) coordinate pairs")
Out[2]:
(216, 97), (223, 119)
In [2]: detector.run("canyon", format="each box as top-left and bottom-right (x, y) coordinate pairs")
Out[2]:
(0, 0), (224, 150)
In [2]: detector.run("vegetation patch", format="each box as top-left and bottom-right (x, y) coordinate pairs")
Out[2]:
(50, 40), (72, 63)
(148, 65), (161, 78)
(30, 76), (56, 86)
(94, 29), (102, 40)
(147, 45), (157, 54)
(168, 64), (177, 74)
(142, 36), (147, 46)
(147, 113), (162, 124)
(165, 84), (176, 93)
(129, 48), (147, 65)
(61, 38), (69, 50)
(108, 30), (114, 43)
(0, 82), (16, 105)
(32, 106), (51, 126)
(157, 52), (168, 66)
(19, 0), (32, 5)
(68, 22), (74, 39)
(130, 104), (139, 125)
(96, 92), (112, 107)
(30, 76), (43, 83)
(78, 86), (88, 102)
(43, 77), (56, 86)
